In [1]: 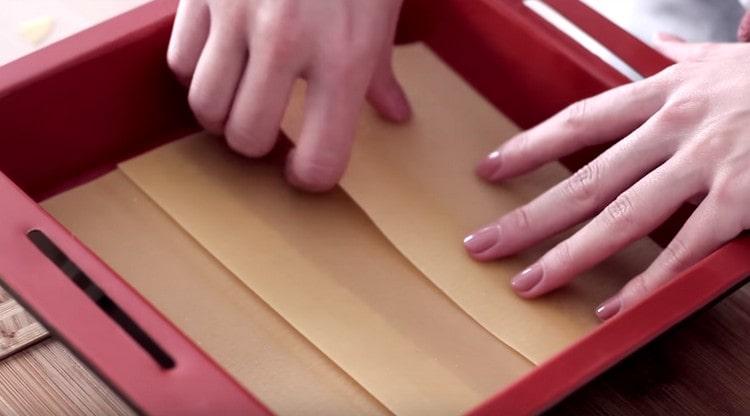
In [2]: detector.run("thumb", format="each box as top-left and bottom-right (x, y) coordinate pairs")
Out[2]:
(654, 32), (686, 43)
(738, 11), (750, 42)
(652, 32), (696, 62)
(653, 32), (736, 62)
(366, 51), (412, 123)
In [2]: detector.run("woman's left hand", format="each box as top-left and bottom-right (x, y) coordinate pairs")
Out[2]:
(463, 36), (750, 320)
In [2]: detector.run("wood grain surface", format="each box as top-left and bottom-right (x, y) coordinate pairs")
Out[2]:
(549, 284), (750, 415)
(0, 287), (134, 415)
(0, 339), (134, 415)
(0, 290), (48, 360)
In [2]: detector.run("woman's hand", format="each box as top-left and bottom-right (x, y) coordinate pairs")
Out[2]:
(167, 0), (411, 191)
(464, 37), (750, 320)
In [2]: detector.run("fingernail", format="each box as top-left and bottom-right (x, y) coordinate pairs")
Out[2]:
(511, 264), (542, 293)
(739, 12), (750, 42)
(391, 90), (412, 122)
(475, 149), (502, 179)
(284, 150), (306, 189)
(654, 32), (682, 43)
(653, 32), (669, 43)
(595, 296), (622, 321)
(463, 226), (499, 254)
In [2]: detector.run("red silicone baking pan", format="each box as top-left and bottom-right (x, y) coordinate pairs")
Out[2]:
(1, 0), (748, 415)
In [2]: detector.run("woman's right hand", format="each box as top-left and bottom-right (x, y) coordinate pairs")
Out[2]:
(167, 0), (412, 192)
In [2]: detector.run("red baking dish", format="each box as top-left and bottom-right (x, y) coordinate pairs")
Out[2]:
(1, 0), (749, 414)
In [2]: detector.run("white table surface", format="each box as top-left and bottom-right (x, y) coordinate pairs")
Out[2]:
(0, 0), (149, 66)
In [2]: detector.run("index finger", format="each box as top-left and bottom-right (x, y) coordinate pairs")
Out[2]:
(285, 61), (373, 192)
(477, 74), (670, 182)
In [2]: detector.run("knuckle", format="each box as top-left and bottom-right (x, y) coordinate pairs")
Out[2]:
(627, 77), (655, 96)
(293, 153), (345, 192)
(509, 206), (532, 232)
(629, 76), (668, 108)
(679, 137), (716, 167)
(658, 101), (688, 124)
(661, 238), (689, 273)
(565, 162), (600, 205)
(626, 274), (651, 299)
(689, 43), (713, 61)
(225, 128), (261, 157)
(562, 99), (589, 129)
(555, 240), (574, 267)
(326, 18), (380, 60)
(166, 47), (186, 74)
(225, 134), (251, 156)
(188, 91), (225, 132)
(264, 36), (299, 65)
(348, 36), (381, 63)
(213, 1), (251, 36)
(256, 15), (303, 64)
(678, 119), (728, 165)
(322, 38), (379, 80)
(604, 194), (636, 228)
(166, 44), (195, 81)
(656, 95), (703, 125)
(324, 55), (362, 83)
(652, 63), (689, 91)
(712, 178), (740, 206)
(657, 63), (684, 83)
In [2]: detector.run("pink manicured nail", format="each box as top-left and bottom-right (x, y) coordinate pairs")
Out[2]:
(595, 297), (622, 321)
(654, 31), (688, 44)
(739, 11), (750, 42)
(463, 226), (499, 254)
(511, 264), (542, 293)
(475, 149), (502, 179)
